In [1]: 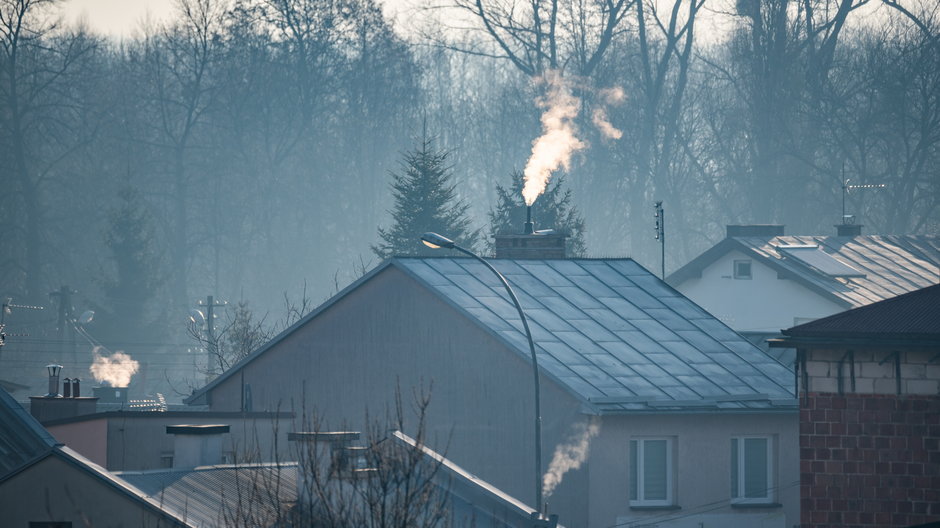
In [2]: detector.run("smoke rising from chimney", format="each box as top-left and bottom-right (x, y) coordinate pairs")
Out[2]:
(542, 417), (600, 499)
(522, 71), (586, 206)
(90, 347), (139, 387)
(592, 87), (625, 140)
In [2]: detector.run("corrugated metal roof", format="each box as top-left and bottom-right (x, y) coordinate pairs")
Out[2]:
(117, 463), (298, 528)
(396, 258), (795, 413)
(735, 235), (939, 307)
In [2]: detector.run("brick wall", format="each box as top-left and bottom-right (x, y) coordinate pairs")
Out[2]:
(800, 392), (940, 527)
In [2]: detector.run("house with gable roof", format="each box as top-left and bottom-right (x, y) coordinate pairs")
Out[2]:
(184, 235), (799, 528)
(0, 386), (193, 527)
(667, 224), (939, 354)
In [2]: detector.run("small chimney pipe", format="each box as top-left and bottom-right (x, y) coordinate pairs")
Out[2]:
(524, 205), (534, 234)
(46, 364), (62, 397)
(72, 378), (81, 398)
(63, 378), (72, 398)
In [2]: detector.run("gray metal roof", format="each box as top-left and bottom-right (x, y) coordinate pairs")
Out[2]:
(744, 235), (938, 306)
(395, 258), (795, 413)
(670, 235), (939, 309)
(117, 463), (298, 528)
(0, 388), (58, 477)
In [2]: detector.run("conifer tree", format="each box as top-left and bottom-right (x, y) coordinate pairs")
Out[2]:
(95, 187), (167, 343)
(488, 172), (587, 257)
(373, 133), (479, 258)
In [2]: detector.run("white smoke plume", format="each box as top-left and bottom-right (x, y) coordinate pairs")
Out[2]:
(542, 417), (601, 499)
(90, 347), (139, 387)
(592, 86), (626, 140)
(522, 71), (587, 206)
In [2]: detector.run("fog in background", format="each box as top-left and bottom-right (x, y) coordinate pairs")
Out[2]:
(1, 0), (937, 398)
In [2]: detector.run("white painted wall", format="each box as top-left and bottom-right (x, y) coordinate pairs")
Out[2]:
(676, 250), (846, 333)
(590, 412), (799, 528)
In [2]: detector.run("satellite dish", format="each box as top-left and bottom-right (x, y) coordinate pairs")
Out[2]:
(78, 310), (95, 324)
(188, 309), (206, 326)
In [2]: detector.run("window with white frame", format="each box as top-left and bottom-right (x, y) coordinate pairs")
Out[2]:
(630, 438), (673, 506)
(731, 436), (773, 503)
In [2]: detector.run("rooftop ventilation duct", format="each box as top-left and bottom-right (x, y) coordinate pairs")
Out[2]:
(166, 424), (230, 468)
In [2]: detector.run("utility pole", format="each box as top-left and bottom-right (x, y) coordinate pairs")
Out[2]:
(196, 295), (227, 379)
(49, 286), (75, 358)
(654, 201), (665, 280)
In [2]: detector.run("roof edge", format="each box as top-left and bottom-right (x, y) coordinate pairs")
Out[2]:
(184, 260), (399, 405)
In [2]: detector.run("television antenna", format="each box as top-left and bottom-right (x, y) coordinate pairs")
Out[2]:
(841, 164), (886, 224)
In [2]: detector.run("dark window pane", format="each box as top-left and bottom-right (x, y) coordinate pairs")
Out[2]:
(744, 438), (768, 498)
(644, 440), (667, 500)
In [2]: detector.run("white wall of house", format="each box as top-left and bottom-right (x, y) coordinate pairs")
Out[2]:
(676, 250), (846, 334)
(588, 412), (800, 528)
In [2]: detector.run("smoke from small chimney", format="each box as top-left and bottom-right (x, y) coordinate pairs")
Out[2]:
(522, 72), (586, 206)
(90, 347), (139, 387)
(542, 418), (600, 499)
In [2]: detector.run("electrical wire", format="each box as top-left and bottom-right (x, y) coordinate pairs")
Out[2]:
(604, 479), (801, 528)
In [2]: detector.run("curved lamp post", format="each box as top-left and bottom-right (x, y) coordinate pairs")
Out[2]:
(421, 232), (544, 514)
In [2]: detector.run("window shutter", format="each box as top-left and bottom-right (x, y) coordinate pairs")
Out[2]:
(731, 438), (739, 498)
(629, 440), (637, 501)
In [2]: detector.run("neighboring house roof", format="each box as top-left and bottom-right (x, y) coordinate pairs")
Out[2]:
(187, 258), (795, 413)
(772, 284), (940, 348)
(118, 463), (298, 528)
(392, 430), (559, 527)
(0, 387), (193, 526)
(668, 235), (939, 310)
(0, 387), (58, 476)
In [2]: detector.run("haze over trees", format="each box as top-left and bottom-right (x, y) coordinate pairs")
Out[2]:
(0, 0), (937, 397)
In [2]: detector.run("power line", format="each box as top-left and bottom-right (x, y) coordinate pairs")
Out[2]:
(605, 479), (800, 528)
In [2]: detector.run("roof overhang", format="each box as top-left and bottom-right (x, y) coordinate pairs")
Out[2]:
(769, 334), (940, 349)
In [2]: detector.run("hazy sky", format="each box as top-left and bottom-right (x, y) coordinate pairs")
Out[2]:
(59, 0), (414, 39)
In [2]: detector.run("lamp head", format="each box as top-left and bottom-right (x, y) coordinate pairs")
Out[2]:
(421, 232), (455, 250)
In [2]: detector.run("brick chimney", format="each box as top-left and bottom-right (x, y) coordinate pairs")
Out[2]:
(494, 232), (568, 259)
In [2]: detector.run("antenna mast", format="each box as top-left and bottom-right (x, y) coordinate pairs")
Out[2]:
(841, 164), (886, 224)
(654, 201), (665, 280)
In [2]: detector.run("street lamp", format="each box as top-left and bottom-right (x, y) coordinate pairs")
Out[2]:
(420, 232), (545, 515)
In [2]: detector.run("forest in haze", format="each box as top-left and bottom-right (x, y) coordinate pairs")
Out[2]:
(1, 0), (937, 395)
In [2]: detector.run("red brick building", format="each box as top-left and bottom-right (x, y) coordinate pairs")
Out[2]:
(773, 284), (940, 528)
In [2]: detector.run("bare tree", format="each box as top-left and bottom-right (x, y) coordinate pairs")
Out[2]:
(131, 0), (229, 314)
(443, 0), (633, 78)
(218, 388), (455, 527)
(0, 0), (96, 302)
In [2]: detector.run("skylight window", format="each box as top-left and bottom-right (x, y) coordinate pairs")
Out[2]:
(778, 245), (865, 278)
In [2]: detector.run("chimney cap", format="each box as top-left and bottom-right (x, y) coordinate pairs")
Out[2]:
(166, 424), (230, 436)
(835, 223), (863, 237)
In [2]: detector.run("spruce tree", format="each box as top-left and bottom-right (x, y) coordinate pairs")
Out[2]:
(488, 171), (587, 257)
(95, 187), (167, 343)
(374, 134), (479, 258)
